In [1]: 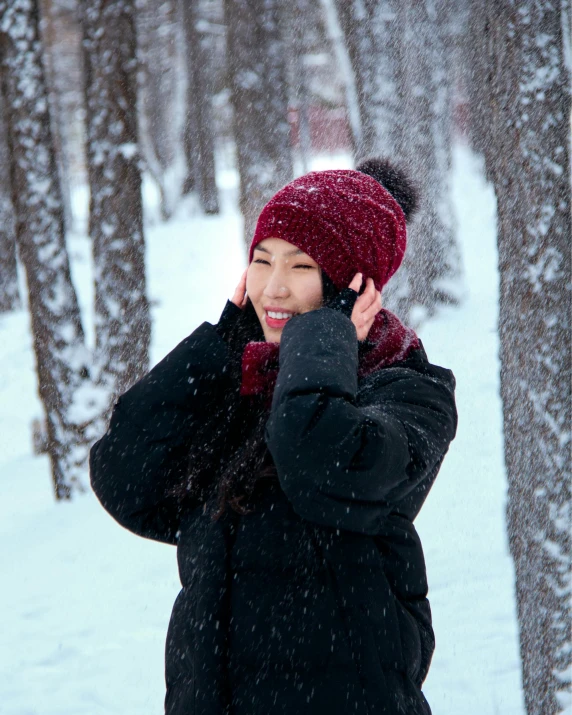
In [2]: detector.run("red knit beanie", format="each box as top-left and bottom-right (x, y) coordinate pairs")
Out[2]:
(248, 169), (407, 292)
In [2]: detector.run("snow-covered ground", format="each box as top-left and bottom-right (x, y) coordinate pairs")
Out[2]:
(0, 144), (525, 714)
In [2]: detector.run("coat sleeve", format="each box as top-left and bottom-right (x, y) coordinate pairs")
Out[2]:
(265, 308), (457, 535)
(89, 321), (234, 545)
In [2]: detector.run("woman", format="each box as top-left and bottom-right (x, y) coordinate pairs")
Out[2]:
(90, 159), (458, 715)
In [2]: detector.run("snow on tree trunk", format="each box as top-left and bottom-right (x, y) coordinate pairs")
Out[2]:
(82, 0), (151, 414)
(0, 96), (19, 312)
(137, 0), (179, 220)
(383, 0), (463, 326)
(224, 0), (293, 247)
(181, 0), (220, 215)
(334, 0), (401, 159)
(486, 2), (571, 712)
(0, 0), (90, 498)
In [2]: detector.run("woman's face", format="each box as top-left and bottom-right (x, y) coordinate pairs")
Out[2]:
(246, 237), (323, 342)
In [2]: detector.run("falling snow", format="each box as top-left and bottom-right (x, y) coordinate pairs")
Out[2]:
(0, 145), (526, 714)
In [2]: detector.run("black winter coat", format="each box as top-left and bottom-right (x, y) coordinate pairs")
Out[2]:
(90, 307), (457, 715)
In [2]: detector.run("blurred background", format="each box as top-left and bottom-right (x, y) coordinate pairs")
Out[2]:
(0, 1), (569, 713)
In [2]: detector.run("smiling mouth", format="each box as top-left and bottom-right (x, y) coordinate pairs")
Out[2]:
(264, 310), (296, 328)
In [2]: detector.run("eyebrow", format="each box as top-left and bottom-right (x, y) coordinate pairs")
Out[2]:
(254, 245), (305, 256)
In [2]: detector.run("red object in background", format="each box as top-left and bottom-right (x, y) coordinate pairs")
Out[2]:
(289, 105), (353, 153)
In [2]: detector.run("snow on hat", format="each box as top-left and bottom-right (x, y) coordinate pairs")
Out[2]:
(248, 159), (417, 292)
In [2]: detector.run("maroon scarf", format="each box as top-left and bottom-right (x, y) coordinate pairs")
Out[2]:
(240, 308), (420, 401)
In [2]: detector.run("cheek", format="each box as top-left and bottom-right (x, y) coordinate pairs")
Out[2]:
(246, 267), (261, 303)
(299, 273), (324, 311)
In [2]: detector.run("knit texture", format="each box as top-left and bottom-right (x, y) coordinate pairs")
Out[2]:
(249, 170), (407, 292)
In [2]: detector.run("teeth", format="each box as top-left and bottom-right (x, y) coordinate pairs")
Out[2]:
(267, 311), (293, 320)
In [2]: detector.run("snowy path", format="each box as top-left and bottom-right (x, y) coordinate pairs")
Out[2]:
(0, 145), (524, 714)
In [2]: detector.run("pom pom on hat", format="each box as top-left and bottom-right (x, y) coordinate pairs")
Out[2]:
(249, 168), (408, 292)
(356, 157), (419, 222)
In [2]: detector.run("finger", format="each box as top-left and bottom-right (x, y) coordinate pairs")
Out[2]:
(365, 277), (376, 300)
(348, 272), (363, 293)
(354, 278), (377, 311)
(231, 269), (248, 307)
(362, 292), (383, 322)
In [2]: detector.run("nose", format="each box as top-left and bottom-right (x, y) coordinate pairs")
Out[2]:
(263, 265), (290, 299)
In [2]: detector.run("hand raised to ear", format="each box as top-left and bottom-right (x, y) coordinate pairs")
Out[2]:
(231, 269), (248, 309)
(215, 269), (249, 344)
(348, 273), (382, 341)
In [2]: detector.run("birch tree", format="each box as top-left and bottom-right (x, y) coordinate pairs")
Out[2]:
(82, 0), (151, 413)
(223, 0), (293, 246)
(0, 0), (90, 498)
(486, 2), (571, 712)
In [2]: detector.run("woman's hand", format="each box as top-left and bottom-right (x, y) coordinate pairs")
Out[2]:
(348, 273), (382, 340)
(214, 270), (248, 343)
(231, 269), (248, 309)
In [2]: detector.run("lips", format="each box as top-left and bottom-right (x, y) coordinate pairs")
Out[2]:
(264, 308), (296, 330)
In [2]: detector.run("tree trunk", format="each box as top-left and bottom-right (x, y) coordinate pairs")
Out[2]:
(319, 0), (361, 158)
(383, 0), (462, 325)
(40, 0), (74, 230)
(465, 0), (494, 173)
(181, 0), (220, 214)
(320, 0), (362, 159)
(82, 0), (151, 413)
(224, 0), (293, 247)
(486, 2), (571, 712)
(334, 0), (401, 159)
(0, 0), (90, 498)
(286, 0), (313, 173)
(0, 97), (19, 313)
(137, 0), (179, 220)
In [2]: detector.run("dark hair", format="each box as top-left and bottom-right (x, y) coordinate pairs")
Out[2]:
(171, 271), (340, 522)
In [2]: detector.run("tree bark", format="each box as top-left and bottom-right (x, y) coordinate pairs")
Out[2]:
(181, 0), (220, 214)
(82, 0), (151, 412)
(0, 96), (19, 313)
(224, 0), (293, 247)
(286, 0), (313, 173)
(465, 0), (494, 173)
(334, 0), (401, 159)
(0, 0), (90, 498)
(40, 0), (74, 230)
(319, 0), (361, 158)
(137, 0), (179, 220)
(486, 2), (571, 713)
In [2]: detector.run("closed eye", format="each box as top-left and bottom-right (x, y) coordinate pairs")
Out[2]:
(253, 258), (314, 269)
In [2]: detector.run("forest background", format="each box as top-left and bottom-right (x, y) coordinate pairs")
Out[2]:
(0, 1), (570, 713)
